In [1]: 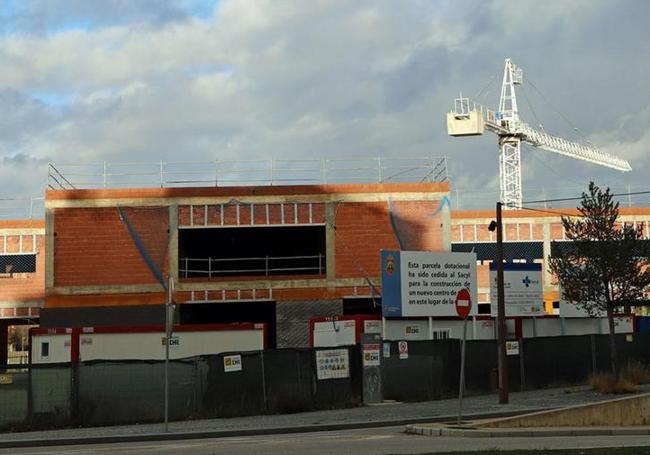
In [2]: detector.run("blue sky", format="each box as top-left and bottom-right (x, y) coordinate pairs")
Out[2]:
(1, 0), (219, 34)
(0, 0), (649, 211)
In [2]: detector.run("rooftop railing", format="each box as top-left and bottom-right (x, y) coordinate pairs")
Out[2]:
(0, 197), (45, 220)
(47, 156), (448, 190)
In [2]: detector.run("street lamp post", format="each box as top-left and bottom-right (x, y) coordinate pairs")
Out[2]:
(490, 202), (509, 404)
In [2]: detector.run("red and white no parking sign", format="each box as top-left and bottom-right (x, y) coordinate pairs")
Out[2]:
(455, 288), (472, 320)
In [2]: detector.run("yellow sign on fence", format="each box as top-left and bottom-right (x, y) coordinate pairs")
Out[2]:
(0, 374), (13, 385)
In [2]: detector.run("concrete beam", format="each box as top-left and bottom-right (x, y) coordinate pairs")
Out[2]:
(45, 192), (450, 209)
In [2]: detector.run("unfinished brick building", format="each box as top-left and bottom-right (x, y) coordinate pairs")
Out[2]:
(0, 219), (45, 364)
(42, 182), (451, 347)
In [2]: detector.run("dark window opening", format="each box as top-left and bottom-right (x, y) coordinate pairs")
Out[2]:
(40, 342), (49, 358)
(0, 254), (36, 274)
(478, 303), (491, 315)
(179, 300), (277, 349)
(343, 297), (382, 315)
(179, 226), (326, 278)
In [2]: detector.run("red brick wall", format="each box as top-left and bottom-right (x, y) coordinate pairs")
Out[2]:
(0, 235), (45, 304)
(334, 200), (445, 278)
(54, 207), (169, 287)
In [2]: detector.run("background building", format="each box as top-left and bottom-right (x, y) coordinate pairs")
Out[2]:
(451, 207), (650, 313)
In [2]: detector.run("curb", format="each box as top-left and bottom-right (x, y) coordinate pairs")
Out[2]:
(0, 409), (545, 449)
(405, 424), (650, 438)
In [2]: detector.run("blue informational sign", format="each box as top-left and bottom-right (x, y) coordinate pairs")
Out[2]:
(381, 250), (403, 317)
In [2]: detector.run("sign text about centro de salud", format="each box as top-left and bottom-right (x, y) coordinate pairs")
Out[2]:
(381, 250), (478, 317)
(489, 262), (544, 317)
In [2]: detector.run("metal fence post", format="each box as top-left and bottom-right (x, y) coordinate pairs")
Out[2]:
(103, 161), (107, 188)
(519, 337), (526, 391)
(377, 157), (383, 182)
(208, 257), (212, 279)
(260, 351), (268, 412)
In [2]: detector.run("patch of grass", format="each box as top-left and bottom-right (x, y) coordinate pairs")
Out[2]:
(588, 360), (650, 394)
(588, 372), (637, 394)
(620, 360), (650, 385)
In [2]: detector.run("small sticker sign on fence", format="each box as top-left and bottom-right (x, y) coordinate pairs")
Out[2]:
(363, 343), (381, 367)
(383, 342), (391, 358)
(0, 374), (12, 385)
(161, 336), (180, 348)
(398, 341), (409, 359)
(506, 341), (519, 356)
(223, 355), (242, 372)
(316, 349), (349, 380)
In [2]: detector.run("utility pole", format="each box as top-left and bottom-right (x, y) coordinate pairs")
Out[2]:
(164, 277), (174, 432)
(495, 202), (509, 404)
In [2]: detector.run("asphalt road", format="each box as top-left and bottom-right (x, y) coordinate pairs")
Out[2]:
(3, 426), (650, 455)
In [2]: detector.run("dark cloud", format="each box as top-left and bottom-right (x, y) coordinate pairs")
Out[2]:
(0, 89), (61, 147)
(381, 46), (452, 112)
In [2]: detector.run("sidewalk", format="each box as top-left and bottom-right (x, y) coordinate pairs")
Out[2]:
(1, 384), (646, 448)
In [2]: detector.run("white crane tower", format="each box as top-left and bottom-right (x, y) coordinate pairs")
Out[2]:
(447, 58), (631, 209)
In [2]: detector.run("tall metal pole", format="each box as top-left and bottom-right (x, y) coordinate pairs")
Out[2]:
(164, 277), (174, 432)
(457, 317), (468, 424)
(496, 202), (509, 404)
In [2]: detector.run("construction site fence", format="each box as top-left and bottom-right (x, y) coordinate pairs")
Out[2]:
(0, 346), (362, 432)
(2, 334), (650, 432)
(381, 333), (650, 402)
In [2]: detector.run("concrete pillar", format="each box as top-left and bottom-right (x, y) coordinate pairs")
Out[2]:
(441, 196), (451, 251)
(325, 203), (336, 282)
(45, 207), (55, 291)
(542, 222), (553, 294)
(168, 204), (179, 283)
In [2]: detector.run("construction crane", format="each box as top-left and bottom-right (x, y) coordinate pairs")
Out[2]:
(447, 58), (631, 209)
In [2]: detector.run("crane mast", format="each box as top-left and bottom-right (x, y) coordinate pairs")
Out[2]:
(497, 59), (523, 209)
(447, 58), (631, 209)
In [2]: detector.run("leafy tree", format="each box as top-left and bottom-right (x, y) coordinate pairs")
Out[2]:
(549, 182), (650, 378)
